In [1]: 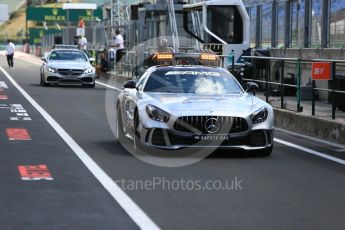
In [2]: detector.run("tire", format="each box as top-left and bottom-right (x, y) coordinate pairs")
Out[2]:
(115, 105), (124, 143)
(133, 110), (144, 152)
(40, 74), (49, 86)
(83, 83), (95, 88)
(257, 145), (273, 157)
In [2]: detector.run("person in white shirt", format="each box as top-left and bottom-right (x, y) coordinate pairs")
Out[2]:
(79, 36), (87, 50)
(6, 40), (15, 68)
(112, 29), (125, 72)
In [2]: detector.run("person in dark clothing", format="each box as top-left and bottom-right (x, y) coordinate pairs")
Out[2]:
(96, 52), (109, 78)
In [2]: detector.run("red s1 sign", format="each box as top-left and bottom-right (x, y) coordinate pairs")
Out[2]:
(312, 62), (331, 80)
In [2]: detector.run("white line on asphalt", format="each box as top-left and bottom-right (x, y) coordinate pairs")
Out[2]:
(21, 59), (42, 66)
(0, 66), (160, 230)
(274, 138), (345, 165)
(16, 56), (43, 65)
(335, 149), (345, 153)
(95, 80), (121, 91)
(275, 127), (345, 150)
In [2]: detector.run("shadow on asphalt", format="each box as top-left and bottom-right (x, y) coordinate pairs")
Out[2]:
(94, 140), (130, 157)
(208, 149), (270, 158)
(107, 139), (270, 160)
(30, 83), (106, 91)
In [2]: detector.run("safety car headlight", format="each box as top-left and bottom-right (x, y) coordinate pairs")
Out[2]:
(46, 66), (57, 73)
(251, 107), (268, 124)
(84, 67), (94, 74)
(146, 104), (170, 123)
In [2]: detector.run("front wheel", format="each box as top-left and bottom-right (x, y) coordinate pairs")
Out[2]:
(40, 74), (49, 86)
(83, 83), (95, 88)
(133, 110), (147, 153)
(115, 105), (124, 143)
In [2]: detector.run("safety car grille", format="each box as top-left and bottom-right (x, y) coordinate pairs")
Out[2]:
(58, 69), (84, 76)
(150, 129), (269, 147)
(173, 116), (248, 134)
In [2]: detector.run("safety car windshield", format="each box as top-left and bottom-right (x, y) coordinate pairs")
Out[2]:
(48, 51), (88, 62)
(144, 68), (243, 94)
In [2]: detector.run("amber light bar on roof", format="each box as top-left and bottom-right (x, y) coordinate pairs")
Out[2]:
(200, 54), (219, 61)
(153, 53), (173, 60)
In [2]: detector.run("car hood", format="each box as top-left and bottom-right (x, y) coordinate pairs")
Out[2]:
(47, 61), (91, 69)
(144, 93), (256, 113)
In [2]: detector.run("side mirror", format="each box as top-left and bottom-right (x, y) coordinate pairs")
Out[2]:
(246, 82), (258, 93)
(123, 80), (137, 89)
(41, 57), (47, 62)
(89, 57), (96, 62)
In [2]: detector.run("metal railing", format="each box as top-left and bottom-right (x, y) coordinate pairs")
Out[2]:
(238, 56), (345, 120)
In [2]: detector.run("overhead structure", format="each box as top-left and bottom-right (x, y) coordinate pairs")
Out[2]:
(62, 3), (97, 10)
(167, 0), (179, 52)
(183, 0), (250, 65)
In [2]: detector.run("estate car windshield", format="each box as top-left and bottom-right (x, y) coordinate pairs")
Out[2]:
(49, 51), (88, 62)
(144, 68), (243, 94)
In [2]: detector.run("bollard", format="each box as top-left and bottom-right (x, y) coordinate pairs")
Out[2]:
(332, 62), (336, 119)
(312, 79), (315, 116)
(280, 60), (285, 109)
(265, 60), (269, 103)
(296, 58), (302, 112)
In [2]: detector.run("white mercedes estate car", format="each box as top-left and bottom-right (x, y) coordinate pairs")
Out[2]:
(40, 45), (96, 87)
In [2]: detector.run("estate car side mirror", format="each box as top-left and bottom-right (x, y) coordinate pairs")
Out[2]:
(123, 80), (137, 89)
(89, 57), (96, 63)
(246, 82), (258, 94)
(41, 57), (47, 62)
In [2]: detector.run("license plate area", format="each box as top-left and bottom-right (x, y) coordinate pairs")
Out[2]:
(193, 134), (230, 141)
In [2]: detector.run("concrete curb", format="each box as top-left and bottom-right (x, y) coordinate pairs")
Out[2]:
(274, 108), (345, 145)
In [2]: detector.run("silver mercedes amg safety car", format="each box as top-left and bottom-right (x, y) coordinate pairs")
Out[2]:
(115, 65), (274, 155)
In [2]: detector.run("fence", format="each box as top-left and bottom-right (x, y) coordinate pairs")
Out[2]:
(234, 56), (345, 120)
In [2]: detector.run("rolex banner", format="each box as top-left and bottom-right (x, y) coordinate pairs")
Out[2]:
(29, 28), (61, 45)
(26, 7), (103, 22)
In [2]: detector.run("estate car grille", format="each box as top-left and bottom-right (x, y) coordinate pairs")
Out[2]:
(58, 69), (84, 76)
(173, 116), (248, 134)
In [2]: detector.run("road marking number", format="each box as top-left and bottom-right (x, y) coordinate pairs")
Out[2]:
(6, 128), (31, 140)
(9, 104), (32, 121)
(18, 165), (53, 181)
(0, 81), (8, 89)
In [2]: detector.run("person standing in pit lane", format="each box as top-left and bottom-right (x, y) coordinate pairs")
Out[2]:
(112, 29), (125, 73)
(6, 39), (15, 69)
(79, 35), (89, 57)
(79, 35), (87, 50)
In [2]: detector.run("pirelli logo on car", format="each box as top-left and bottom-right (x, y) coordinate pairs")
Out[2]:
(164, 71), (221, 76)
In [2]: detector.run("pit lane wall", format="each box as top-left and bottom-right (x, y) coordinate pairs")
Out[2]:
(274, 108), (345, 145)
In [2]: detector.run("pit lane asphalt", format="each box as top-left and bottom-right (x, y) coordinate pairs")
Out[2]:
(2, 56), (345, 230)
(0, 61), (138, 229)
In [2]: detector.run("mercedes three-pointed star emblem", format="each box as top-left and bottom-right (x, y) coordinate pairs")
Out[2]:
(204, 117), (220, 134)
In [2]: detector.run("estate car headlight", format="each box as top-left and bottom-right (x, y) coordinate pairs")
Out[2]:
(46, 66), (57, 73)
(84, 67), (95, 74)
(146, 104), (170, 123)
(251, 107), (268, 124)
